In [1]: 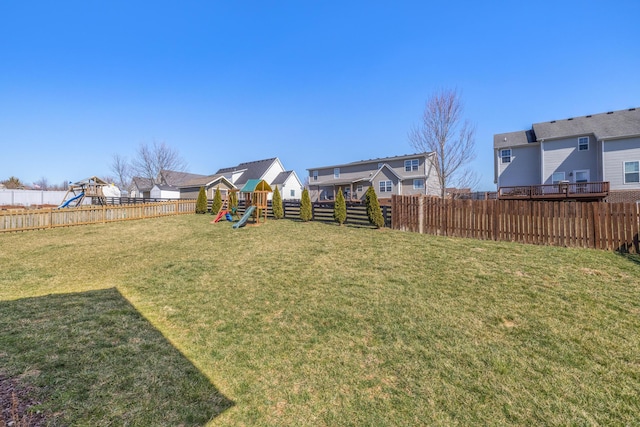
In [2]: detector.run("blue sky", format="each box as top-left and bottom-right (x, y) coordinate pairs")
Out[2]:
(1, 1), (638, 190)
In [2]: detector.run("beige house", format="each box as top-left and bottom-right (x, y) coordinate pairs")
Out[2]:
(307, 153), (439, 202)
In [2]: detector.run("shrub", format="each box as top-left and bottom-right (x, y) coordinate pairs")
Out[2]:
(195, 187), (208, 214)
(334, 187), (347, 225)
(365, 186), (384, 228)
(300, 188), (312, 222)
(272, 186), (284, 219)
(211, 187), (223, 214)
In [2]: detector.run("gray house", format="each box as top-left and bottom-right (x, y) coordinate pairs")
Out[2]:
(494, 107), (640, 203)
(307, 153), (438, 202)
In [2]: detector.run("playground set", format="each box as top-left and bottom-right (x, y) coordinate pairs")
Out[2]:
(58, 177), (118, 208)
(211, 179), (272, 228)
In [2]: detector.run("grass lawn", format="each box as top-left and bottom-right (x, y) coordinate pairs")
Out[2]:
(1, 215), (639, 426)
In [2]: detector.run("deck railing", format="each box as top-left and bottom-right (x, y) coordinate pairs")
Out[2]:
(498, 181), (609, 200)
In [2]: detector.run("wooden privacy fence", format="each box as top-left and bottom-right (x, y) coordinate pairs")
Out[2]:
(0, 200), (196, 233)
(391, 195), (640, 253)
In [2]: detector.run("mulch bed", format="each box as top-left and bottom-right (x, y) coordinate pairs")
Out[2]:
(0, 375), (50, 427)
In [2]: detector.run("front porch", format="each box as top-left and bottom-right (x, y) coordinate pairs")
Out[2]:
(498, 181), (609, 201)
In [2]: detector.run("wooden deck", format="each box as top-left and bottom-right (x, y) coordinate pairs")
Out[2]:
(498, 181), (609, 201)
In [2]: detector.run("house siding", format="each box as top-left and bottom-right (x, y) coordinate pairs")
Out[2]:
(497, 145), (540, 187)
(542, 136), (599, 184)
(603, 137), (640, 190)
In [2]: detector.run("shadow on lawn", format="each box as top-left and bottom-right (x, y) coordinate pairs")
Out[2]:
(0, 288), (233, 426)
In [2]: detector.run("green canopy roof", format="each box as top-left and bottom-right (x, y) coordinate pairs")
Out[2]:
(240, 179), (272, 193)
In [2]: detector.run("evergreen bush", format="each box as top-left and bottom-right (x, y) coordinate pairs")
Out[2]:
(334, 187), (347, 225)
(211, 186), (222, 214)
(365, 186), (385, 228)
(300, 188), (312, 222)
(195, 187), (208, 214)
(272, 186), (284, 219)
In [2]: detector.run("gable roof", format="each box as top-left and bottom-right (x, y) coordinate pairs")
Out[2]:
(494, 129), (537, 149)
(131, 176), (154, 191)
(216, 157), (280, 186)
(178, 173), (236, 189)
(271, 170), (295, 186)
(495, 107), (640, 148)
(370, 163), (403, 181)
(306, 152), (432, 171)
(160, 170), (208, 187)
(533, 107), (640, 141)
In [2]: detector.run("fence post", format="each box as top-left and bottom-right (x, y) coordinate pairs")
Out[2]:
(418, 196), (424, 234)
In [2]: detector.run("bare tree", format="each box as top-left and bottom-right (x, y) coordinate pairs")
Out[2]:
(409, 88), (477, 198)
(34, 177), (50, 190)
(110, 154), (132, 190)
(130, 141), (187, 183)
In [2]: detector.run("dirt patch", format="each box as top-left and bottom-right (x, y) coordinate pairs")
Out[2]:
(0, 374), (52, 427)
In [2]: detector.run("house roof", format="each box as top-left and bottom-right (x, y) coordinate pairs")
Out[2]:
(153, 184), (179, 191)
(216, 157), (280, 186)
(271, 171), (293, 186)
(131, 176), (154, 191)
(306, 152), (432, 171)
(160, 170), (208, 187)
(533, 107), (640, 141)
(495, 107), (640, 148)
(494, 129), (537, 149)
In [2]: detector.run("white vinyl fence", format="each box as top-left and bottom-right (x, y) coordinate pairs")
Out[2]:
(0, 189), (70, 207)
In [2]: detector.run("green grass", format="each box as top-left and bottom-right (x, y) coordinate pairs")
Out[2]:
(1, 216), (639, 426)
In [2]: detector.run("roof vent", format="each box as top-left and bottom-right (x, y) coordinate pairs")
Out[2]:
(586, 115), (592, 118)
(607, 111), (613, 114)
(550, 120), (556, 123)
(567, 118), (573, 121)
(629, 108), (636, 111)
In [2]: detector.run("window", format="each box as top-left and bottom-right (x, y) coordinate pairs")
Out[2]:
(290, 189), (295, 197)
(413, 179), (425, 189)
(574, 170), (589, 183)
(377, 163), (384, 169)
(404, 159), (419, 172)
(379, 180), (392, 192)
(356, 185), (363, 192)
(624, 161), (640, 184)
(312, 170), (318, 181)
(500, 149), (511, 163)
(578, 137), (589, 151)
(334, 168), (340, 179)
(552, 172), (565, 184)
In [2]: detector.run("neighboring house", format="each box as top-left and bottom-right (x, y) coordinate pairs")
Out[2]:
(129, 177), (154, 198)
(271, 170), (304, 200)
(214, 157), (303, 200)
(306, 152), (438, 202)
(178, 174), (236, 199)
(494, 107), (640, 202)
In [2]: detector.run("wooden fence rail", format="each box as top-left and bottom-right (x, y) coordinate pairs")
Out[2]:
(391, 195), (640, 253)
(0, 200), (196, 233)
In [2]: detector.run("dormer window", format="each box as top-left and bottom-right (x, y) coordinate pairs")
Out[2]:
(578, 137), (589, 151)
(334, 168), (340, 179)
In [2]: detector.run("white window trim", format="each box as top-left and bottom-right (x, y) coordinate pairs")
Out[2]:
(334, 168), (340, 179)
(404, 159), (419, 172)
(500, 149), (511, 164)
(578, 136), (589, 151)
(624, 160), (640, 184)
(379, 180), (392, 192)
(312, 170), (318, 181)
(413, 179), (425, 189)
